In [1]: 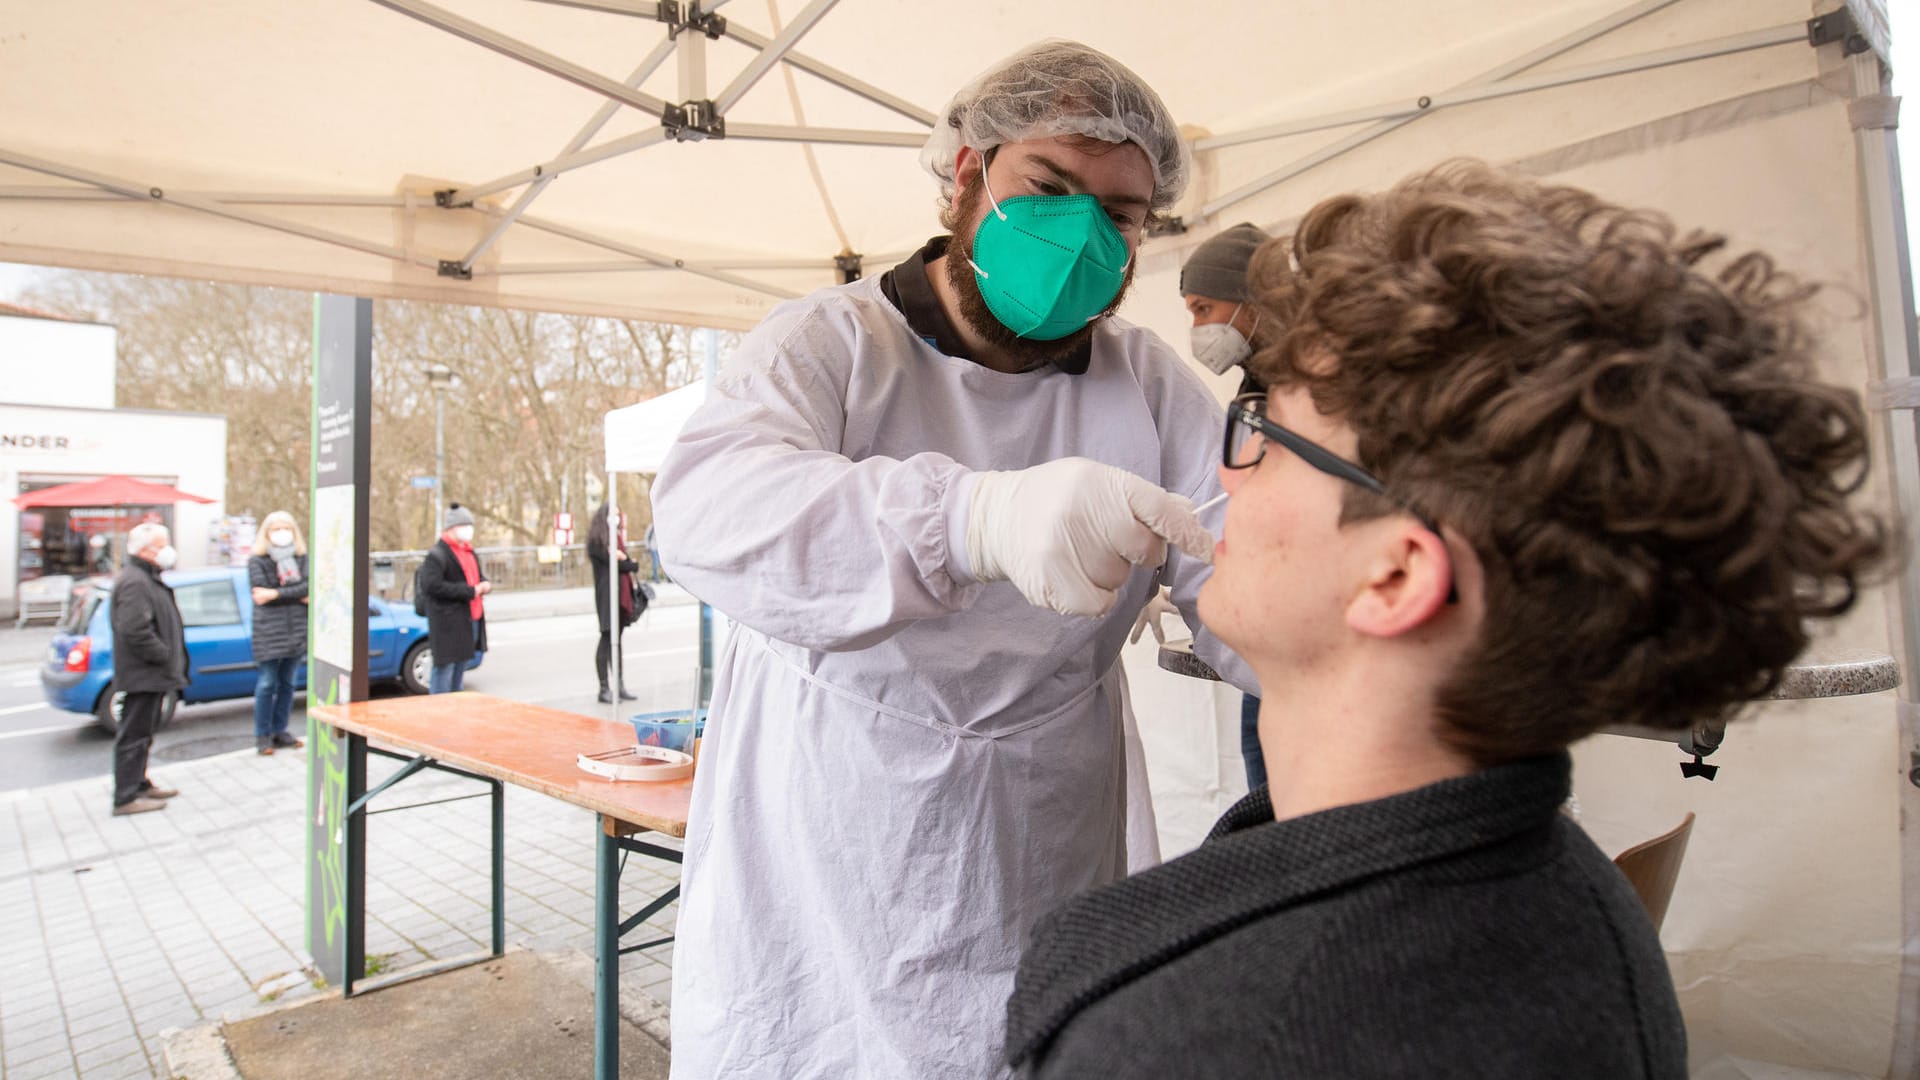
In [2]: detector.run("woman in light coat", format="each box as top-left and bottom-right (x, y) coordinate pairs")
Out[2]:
(248, 511), (308, 755)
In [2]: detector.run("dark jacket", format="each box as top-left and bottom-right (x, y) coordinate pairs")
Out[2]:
(419, 539), (487, 665)
(1006, 753), (1686, 1080)
(587, 536), (641, 634)
(247, 552), (309, 661)
(109, 556), (189, 693)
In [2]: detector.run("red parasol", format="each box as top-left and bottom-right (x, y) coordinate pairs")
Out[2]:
(12, 474), (216, 509)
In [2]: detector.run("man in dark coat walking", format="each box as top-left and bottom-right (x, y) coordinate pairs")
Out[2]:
(418, 503), (489, 694)
(109, 523), (188, 816)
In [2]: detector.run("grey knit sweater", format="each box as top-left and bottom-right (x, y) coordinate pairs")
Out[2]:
(1005, 753), (1686, 1078)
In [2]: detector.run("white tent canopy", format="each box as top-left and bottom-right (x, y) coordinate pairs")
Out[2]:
(5, 2), (1915, 1075)
(0, 0), (1886, 328)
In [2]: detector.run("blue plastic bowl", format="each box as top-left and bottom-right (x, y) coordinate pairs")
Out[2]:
(630, 709), (708, 753)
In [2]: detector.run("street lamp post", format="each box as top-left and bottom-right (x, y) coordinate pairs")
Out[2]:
(424, 363), (455, 535)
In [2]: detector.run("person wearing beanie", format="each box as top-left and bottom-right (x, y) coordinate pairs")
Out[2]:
(1182, 222), (1274, 791)
(1181, 221), (1272, 395)
(416, 502), (490, 693)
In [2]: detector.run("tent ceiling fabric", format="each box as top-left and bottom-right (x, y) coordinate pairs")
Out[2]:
(0, 0), (1866, 328)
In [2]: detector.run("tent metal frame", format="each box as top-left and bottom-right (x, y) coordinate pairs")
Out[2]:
(1195, 9), (1805, 222)
(0, 0), (1863, 309)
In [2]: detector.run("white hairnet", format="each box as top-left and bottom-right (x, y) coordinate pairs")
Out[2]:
(922, 40), (1190, 214)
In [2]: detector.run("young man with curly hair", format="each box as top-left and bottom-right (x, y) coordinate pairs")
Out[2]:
(1003, 162), (1885, 1079)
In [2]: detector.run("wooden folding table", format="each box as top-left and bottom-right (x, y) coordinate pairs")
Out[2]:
(313, 692), (691, 1080)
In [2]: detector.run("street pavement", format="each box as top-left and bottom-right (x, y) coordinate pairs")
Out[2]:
(0, 587), (698, 1079)
(0, 585), (698, 795)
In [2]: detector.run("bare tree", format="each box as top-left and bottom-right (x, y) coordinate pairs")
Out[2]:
(23, 272), (727, 551)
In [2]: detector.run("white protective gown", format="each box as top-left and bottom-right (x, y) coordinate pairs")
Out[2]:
(653, 273), (1253, 1080)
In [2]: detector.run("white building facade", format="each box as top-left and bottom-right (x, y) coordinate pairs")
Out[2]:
(0, 305), (227, 618)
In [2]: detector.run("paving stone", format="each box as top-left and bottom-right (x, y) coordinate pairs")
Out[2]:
(8, 747), (681, 1072)
(7, 1053), (81, 1080)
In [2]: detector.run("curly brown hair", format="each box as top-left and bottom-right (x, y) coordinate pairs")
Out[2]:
(1246, 161), (1886, 766)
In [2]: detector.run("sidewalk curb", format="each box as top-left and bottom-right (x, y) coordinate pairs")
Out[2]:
(162, 1022), (243, 1080)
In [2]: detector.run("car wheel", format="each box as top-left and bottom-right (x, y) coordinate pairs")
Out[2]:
(93, 685), (180, 735)
(401, 641), (434, 695)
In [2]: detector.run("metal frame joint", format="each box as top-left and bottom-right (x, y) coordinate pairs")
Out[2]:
(834, 253), (862, 283)
(1806, 9), (1871, 56)
(663, 99), (725, 141)
(438, 259), (474, 280)
(1146, 215), (1187, 238)
(660, 0), (726, 39)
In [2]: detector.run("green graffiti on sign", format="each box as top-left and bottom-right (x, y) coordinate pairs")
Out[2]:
(309, 674), (348, 957)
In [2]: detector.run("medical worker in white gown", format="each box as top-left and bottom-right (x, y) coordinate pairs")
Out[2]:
(652, 41), (1256, 1079)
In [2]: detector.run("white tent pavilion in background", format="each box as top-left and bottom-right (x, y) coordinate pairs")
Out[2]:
(2, 1), (1914, 1075)
(602, 377), (710, 726)
(605, 382), (709, 477)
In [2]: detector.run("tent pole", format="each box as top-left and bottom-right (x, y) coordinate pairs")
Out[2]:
(721, 23), (935, 127)
(516, 213), (802, 299)
(489, 258), (835, 276)
(457, 130), (669, 265)
(1193, 0), (1682, 222)
(452, 31), (677, 220)
(0, 148), (433, 267)
(711, 0), (839, 115)
(366, 0), (667, 118)
(723, 123), (924, 148)
(1199, 22), (1802, 153)
(1845, 49), (1920, 1080)
(607, 473), (621, 726)
(0, 187), (410, 207)
(524, 0), (658, 15)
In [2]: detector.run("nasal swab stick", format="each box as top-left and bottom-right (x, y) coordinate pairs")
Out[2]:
(1193, 491), (1229, 515)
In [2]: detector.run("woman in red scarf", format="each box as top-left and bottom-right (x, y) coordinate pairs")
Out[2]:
(417, 503), (491, 693)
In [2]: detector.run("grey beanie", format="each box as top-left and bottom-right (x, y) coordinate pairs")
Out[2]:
(1179, 222), (1271, 302)
(445, 503), (474, 529)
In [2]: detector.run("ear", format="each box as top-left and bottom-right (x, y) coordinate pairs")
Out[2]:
(1345, 522), (1454, 638)
(954, 145), (986, 196)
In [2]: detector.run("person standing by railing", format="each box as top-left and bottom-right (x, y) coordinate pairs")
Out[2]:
(588, 503), (642, 704)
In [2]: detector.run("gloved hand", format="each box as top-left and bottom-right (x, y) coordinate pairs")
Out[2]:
(1128, 587), (1182, 645)
(967, 458), (1214, 617)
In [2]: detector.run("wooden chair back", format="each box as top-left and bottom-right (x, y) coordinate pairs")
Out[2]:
(1612, 812), (1695, 932)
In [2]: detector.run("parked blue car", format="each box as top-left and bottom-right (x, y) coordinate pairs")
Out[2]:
(39, 566), (479, 732)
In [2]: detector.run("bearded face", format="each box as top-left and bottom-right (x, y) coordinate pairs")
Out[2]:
(943, 163), (1139, 369)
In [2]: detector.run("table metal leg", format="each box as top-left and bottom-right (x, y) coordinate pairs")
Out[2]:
(595, 815), (620, 1080)
(491, 779), (505, 956)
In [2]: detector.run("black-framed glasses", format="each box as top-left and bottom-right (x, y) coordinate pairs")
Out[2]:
(1224, 392), (1456, 603)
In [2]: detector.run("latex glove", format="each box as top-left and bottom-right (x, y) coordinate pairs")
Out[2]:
(967, 458), (1214, 617)
(1128, 587), (1181, 645)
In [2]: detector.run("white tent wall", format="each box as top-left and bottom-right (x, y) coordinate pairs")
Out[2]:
(1113, 60), (1913, 1078)
(4, 0), (1913, 1074)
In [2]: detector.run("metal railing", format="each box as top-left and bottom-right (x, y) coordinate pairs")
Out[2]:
(373, 543), (664, 600)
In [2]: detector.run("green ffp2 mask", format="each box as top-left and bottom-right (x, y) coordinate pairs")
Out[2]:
(967, 170), (1131, 341)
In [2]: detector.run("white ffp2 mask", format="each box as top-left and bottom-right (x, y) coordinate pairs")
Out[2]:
(1189, 304), (1257, 375)
(154, 545), (179, 570)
